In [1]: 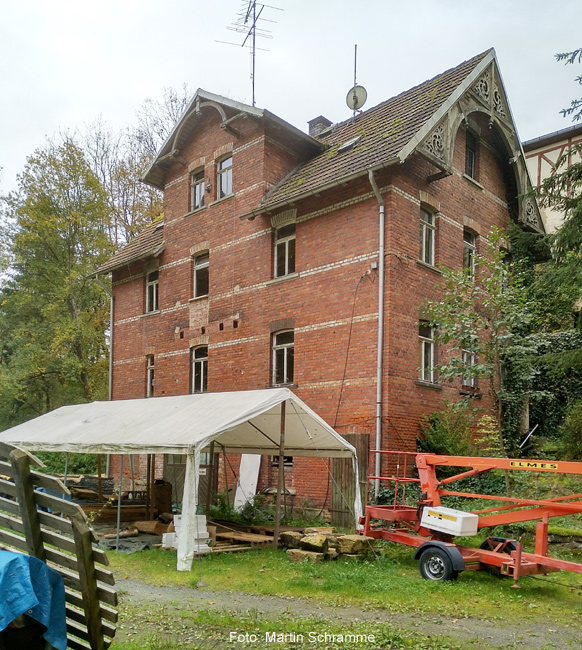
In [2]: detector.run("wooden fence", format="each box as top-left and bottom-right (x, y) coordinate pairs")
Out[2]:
(0, 442), (117, 649)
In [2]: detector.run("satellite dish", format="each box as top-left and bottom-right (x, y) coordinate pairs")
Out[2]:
(346, 85), (368, 111)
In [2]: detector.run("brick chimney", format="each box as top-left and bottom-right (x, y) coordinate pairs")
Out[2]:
(308, 116), (332, 137)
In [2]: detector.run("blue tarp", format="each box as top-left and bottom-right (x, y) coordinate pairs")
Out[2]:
(0, 550), (67, 650)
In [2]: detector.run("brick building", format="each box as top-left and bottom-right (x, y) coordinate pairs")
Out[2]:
(96, 49), (543, 518)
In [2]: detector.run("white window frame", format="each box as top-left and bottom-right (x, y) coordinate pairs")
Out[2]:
(462, 349), (477, 388)
(146, 355), (155, 397)
(274, 222), (296, 278)
(191, 346), (208, 394)
(193, 252), (209, 298)
(419, 323), (436, 383)
(420, 209), (436, 266)
(190, 169), (205, 211)
(272, 330), (294, 386)
(463, 230), (476, 277)
(145, 270), (159, 313)
(217, 155), (233, 198)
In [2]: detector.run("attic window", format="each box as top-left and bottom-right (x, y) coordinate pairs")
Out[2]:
(337, 136), (361, 153)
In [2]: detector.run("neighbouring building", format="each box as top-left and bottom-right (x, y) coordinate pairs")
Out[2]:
(523, 123), (582, 233)
(95, 48), (543, 522)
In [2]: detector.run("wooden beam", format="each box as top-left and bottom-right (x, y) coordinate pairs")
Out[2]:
(9, 449), (46, 561)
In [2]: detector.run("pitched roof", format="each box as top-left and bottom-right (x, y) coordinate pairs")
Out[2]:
(251, 49), (492, 216)
(94, 221), (165, 275)
(143, 90), (322, 190)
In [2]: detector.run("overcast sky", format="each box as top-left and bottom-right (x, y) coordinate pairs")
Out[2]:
(0, 0), (580, 193)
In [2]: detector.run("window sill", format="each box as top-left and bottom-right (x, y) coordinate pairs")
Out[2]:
(462, 173), (484, 191)
(188, 295), (209, 303)
(415, 380), (442, 391)
(208, 194), (234, 208)
(266, 272), (300, 286)
(268, 383), (298, 390)
(416, 259), (442, 275)
(183, 206), (207, 218)
(141, 310), (161, 318)
(460, 388), (481, 398)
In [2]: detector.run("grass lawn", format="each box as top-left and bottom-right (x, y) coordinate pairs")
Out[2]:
(107, 541), (582, 649)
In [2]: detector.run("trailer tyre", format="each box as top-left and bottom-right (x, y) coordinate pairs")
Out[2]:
(418, 547), (458, 581)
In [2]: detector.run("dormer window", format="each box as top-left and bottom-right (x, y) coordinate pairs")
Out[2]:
(337, 135), (361, 153)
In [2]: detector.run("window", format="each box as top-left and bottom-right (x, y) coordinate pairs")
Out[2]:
(272, 330), (294, 386)
(146, 270), (159, 312)
(465, 130), (478, 179)
(463, 229), (476, 277)
(191, 346), (208, 394)
(420, 209), (436, 266)
(462, 349), (477, 388)
(193, 252), (209, 298)
(271, 455), (294, 467)
(190, 170), (205, 211)
(419, 323), (436, 383)
(217, 155), (232, 198)
(146, 355), (155, 397)
(274, 223), (296, 278)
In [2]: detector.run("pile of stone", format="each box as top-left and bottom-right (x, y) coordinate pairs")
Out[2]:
(280, 527), (376, 562)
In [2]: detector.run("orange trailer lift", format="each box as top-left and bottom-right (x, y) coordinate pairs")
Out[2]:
(360, 451), (582, 585)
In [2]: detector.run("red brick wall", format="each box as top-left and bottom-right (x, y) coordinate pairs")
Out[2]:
(109, 111), (514, 507)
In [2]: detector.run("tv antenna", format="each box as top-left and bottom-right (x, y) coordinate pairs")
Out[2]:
(217, 1), (283, 107)
(346, 44), (367, 120)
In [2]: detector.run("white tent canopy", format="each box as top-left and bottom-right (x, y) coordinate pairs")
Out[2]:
(0, 389), (362, 570)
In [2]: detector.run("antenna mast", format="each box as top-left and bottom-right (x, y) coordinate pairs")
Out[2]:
(346, 44), (367, 120)
(221, 1), (283, 107)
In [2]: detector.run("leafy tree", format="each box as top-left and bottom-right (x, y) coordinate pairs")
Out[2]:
(81, 85), (191, 245)
(0, 138), (112, 429)
(82, 119), (163, 245)
(133, 84), (192, 158)
(557, 47), (582, 122)
(424, 228), (536, 455)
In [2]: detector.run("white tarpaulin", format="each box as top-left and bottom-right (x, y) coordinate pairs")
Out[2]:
(0, 388), (362, 570)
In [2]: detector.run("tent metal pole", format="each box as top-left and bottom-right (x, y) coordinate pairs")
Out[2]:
(222, 446), (230, 514)
(116, 455), (123, 550)
(150, 454), (156, 519)
(205, 441), (215, 517)
(63, 453), (69, 487)
(97, 454), (103, 502)
(273, 400), (286, 549)
(129, 455), (135, 494)
(146, 454), (152, 520)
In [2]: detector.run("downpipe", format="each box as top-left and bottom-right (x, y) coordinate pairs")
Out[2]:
(368, 169), (384, 498)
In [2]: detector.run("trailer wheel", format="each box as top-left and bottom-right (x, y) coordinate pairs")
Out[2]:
(418, 547), (458, 581)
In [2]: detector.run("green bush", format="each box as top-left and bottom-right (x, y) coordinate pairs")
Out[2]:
(35, 451), (98, 475)
(559, 397), (582, 459)
(418, 398), (479, 457)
